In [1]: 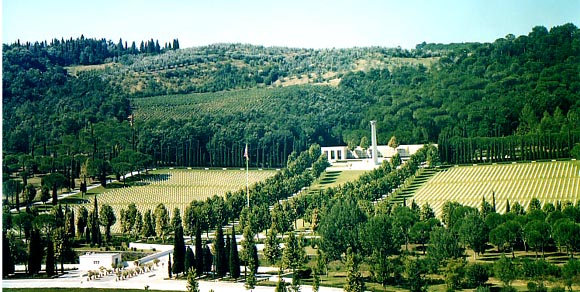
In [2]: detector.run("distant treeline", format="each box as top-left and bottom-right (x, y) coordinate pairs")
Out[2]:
(4, 35), (179, 66)
(439, 131), (580, 164)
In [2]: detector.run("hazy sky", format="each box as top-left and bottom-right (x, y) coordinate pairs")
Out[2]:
(2, 0), (579, 49)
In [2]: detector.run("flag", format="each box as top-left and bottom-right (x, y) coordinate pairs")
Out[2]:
(244, 144), (248, 160)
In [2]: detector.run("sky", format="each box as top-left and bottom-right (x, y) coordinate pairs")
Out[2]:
(2, 0), (579, 49)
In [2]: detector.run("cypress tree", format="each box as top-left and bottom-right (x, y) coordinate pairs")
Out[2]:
(252, 243), (259, 273)
(215, 225), (226, 277)
(203, 244), (212, 275)
(225, 234), (230, 275)
(195, 224), (204, 276)
(28, 228), (43, 275)
(85, 223), (91, 243)
(65, 207), (75, 238)
(91, 197), (100, 246)
(168, 256), (173, 279)
(142, 209), (155, 238)
(3, 231), (15, 276)
(172, 225), (186, 276)
(229, 226), (241, 279)
(185, 246), (195, 273)
(245, 248), (257, 290)
(46, 238), (55, 276)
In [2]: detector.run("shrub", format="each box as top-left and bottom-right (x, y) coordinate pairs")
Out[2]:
(521, 258), (560, 279)
(465, 263), (489, 288)
(475, 286), (490, 292)
(494, 255), (518, 287)
(527, 281), (548, 292)
(444, 259), (465, 290)
(550, 286), (565, 292)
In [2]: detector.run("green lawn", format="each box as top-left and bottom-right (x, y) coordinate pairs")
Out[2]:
(412, 160), (580, 218)
(71, 168), (277, 233)
(310, 170), (367, 190)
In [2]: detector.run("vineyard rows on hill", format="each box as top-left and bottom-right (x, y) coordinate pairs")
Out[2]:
(131, 88), (271, 122)
(412, 161), (580, 218)
(78, 169), (276, 233)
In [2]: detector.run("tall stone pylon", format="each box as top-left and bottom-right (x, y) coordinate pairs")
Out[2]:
(370, 120), (379, 165)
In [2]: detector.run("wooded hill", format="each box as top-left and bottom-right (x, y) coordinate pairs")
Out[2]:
(3, 23), (579, 174)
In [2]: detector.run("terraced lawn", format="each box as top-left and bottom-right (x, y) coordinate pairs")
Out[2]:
(412, 160), (580, 218)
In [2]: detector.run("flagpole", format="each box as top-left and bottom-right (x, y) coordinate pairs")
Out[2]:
(245, 144), (249, 208)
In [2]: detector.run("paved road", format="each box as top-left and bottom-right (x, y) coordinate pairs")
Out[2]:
(4, 254), (342, 292)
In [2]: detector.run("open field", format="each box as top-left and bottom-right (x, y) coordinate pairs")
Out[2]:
(412, 161), (580, 218)
(75, 168), (276, 233)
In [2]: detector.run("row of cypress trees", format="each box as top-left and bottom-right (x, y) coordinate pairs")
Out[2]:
(171, 223), (242, 280)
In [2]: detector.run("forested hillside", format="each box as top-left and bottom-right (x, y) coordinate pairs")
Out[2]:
(3, 24), (579, 176)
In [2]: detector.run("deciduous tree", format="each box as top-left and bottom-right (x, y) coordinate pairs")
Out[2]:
(99, 204), (116, 243)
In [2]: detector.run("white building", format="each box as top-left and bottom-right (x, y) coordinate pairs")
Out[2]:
(79, 252), (121, 271)
(321, 144), (427, 164)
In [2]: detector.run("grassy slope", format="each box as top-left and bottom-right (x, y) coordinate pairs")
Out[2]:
(412, 160), (580, 218)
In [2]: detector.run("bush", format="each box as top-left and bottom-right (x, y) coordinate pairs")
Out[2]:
(550, 286), (565, 292)
(475, 286), (490, 292)
(521, 258), (560, 279)
(465, 263), (489, 288)
(494, 255), (518, 287)
(527, 281), (548, 292)
(444, 259), (465, 290)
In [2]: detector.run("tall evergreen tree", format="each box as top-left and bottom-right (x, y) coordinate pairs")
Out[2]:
(215, 225), (227, 277)
(76, 206), (88, 240)
(91, 197), (100, 246)
(28, 228), (43, 275)
(45, 238), (55, 276)
(65, 207), (75, 238)
(225, 234), (231, 274)
(172, 225), (186, 276)
(246, 251), (257, 290)
(203, 243), (213, 275)
(171, 207), (183, 234)
(168, 255), (173, 279)
(185, 246), (195, 273)
(229, 226), (241, 279)
(229, 226), (240, 279)
(142, 209), (155, 238)
(195, 224), (204, 276)
(154, 203), (170, 242)
(3, 231), (15, 277)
